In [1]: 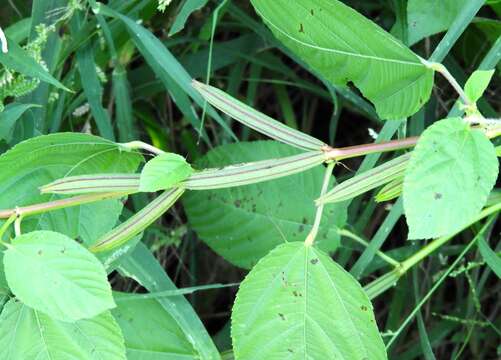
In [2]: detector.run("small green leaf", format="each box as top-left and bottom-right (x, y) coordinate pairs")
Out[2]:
(139, 153), (193, 192)
(232, 242), (387, 359)
(0, 299), (126, 360)
(403, 118), (499, 239)
(3, 231), (115, 321)
(464, 69), (495, 103)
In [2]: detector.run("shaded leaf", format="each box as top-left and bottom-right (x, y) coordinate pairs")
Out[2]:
(184, 141), (347, 269)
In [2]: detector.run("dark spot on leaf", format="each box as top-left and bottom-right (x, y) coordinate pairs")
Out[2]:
(37, 250), (43, 256)
(310, 9), (314, 15)
(234, 199), (241, 207)
(298, 225), (304, 233)
(310, 258), (319, 265)
(252, 204), (257, 212)
(293, 290), (299, 297)
(434, 192), (442, 200)
(60, 247), (66, 254)
(299, 23), (304, 33)
(288, 348), (294, 353)
(360, 305), (368, 311)
(302, 217), (308, 225)
(278, 313), (286, 321)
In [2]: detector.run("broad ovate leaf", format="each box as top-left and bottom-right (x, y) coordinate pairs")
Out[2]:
(113, 292), (198, 359)
(183, 141), (347, 269)
(3, 231), (115, 321)
(0, 133), (141, 238)
(139, 153), (193, 192)
(0, 299), (126, 360)
(403, 118), (498, 239)
(231, 242), (387, 359)
(250, 0), (434, 120)
(464, 69), (495, 103)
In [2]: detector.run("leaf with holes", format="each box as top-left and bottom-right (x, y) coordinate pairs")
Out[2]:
(183, 141), (347, 269)
(0, 299), (126, 360)
(250, 0), (434, 120)
(231, 242), (387, 359)
(3, 231), (115, 321)
(403, 118), (498, 239)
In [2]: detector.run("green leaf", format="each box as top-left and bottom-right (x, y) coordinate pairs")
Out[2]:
(0, 299), (126, 360)
(0, 103), (39, 142)
(183, 141), (347, 269)
(407, 0), (466, 45)
(113, 292), (198, 359)
(169, 0), (210, 36)
(3, 231), (115, 321)
(403, 118), (498, 239)
(140, 153), (193, 192)
(464, 69), (495, 103)
(477, 236), (501, 278)
(0, 37), (69, 91)
(231, 242), (387, 359)
(0, 133), (141, 238)
(119, 243), (221, 360)
(250, 0), (434, 120)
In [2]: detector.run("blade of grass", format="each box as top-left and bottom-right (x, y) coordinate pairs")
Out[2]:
(95, 2), (237, 142)
(70, 14), (115, 140)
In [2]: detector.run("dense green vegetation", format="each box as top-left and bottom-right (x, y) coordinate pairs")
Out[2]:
(0, 0), (500, 359)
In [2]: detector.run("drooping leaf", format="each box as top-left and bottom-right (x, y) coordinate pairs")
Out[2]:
(250, 0), (434, 120)
(169, 0), (210, 36)
(0, 299), (126, 360)
(464, 69), (495, 103)
(0, 37), (69, 91)
(231, 242), (387, 359)
(0, 133), (141, 238)
(0, 103), (39, 142)
(477, 236), (501, 279)
(113, 292), (198, 359)
(3, 231), (115, 321)
(403, 118), (498, 239)
(139, 153), (193, 192)
(183, 141), (347, 269)
(407, 0), (466, 45)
